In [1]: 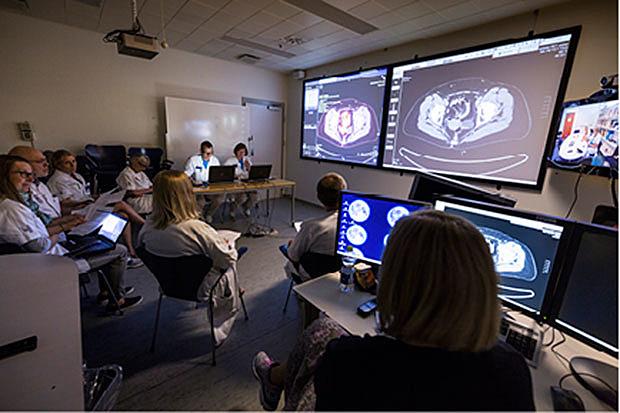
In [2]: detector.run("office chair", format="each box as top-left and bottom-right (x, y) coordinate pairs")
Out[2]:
(137, 246), (249, 366)
(127, 147), (173, 179)
(282, 251), (342, 313)
(84, 144), (127, 193)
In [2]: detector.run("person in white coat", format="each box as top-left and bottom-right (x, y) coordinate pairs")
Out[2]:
(225, 142), (258, 219)
(0, 155), (142, 312)
(138, 170), (241, 345)
(47, 149), (144, 266)
(184, 140), (225, 223)
(116, 154), (153, 215)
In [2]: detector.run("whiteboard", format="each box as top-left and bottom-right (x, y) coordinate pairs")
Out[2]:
(165, 97), (250, 169)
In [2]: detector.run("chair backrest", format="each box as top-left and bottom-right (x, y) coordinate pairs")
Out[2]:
(299, 252), (342, 278)
(0, 243), (25, 255)
(84, 144), (127, 171)
(137, 246), (213, 302)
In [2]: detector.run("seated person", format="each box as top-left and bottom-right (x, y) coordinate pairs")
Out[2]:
(184, 140), (225, 224)
(225, 142), (257, 219)
(116, 154), (153, 215)
(0, 155), (142, 312)
(47, 149), (144, 266)
(252, 210), (535, 411)
(284, 172), (347, 282)
(138, 170), (241, 344)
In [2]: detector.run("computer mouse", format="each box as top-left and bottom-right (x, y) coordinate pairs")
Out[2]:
(550, 386), (585, 411)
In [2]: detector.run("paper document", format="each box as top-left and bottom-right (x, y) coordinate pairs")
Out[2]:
(71, 188), (125, 220)
(294, 221), (302, 232)
(68, 211), (109, 236)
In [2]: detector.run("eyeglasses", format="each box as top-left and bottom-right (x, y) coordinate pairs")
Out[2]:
(12, 170), (34, 179)
(202, 151), (213, 156)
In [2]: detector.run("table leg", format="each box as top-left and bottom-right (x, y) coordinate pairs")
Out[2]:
(266, 189), (270, 217)
(291, 185), (295, 226)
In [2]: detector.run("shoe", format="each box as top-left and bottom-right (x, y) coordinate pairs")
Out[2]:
(244, 208), (252, 218)
(106, 295), (143, 313)
(205, 215), (213, 224)
(98, 286), (134, 305)
(127, 257), (144, 269)
(229, 210), (236, 221)
(252, 351), (283, 411)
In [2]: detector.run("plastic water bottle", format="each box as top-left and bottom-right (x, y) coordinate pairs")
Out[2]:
(339, 248), (356, 293)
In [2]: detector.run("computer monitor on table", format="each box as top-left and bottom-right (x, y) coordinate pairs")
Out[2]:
(434, 197), (572, 320)
(336, 191), (431, 265)
(408, 171), (516, 207)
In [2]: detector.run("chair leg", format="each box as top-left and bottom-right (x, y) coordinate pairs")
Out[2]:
(150, 293), (163, 353)
(98, 270), (123, 315)
(208, 298), (217, 366)
(282, 278), (294, 313)
(239, 289), (249, 321)
(81, 283), (89, 298)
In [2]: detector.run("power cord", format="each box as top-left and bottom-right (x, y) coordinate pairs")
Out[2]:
(542, 326), (555, 347)
(565, 168), (584, 218)
(559, 371), (618, 395)
(551, 331), (570, 369)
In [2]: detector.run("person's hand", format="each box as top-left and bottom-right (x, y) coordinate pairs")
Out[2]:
(244, 159), (251, 170)
(287, 239), (293, 247)
(71, 214), (86, 225)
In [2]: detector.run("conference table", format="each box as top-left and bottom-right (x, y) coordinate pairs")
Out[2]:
(294, 273), (618, 411)
(193, 179), (296, 225)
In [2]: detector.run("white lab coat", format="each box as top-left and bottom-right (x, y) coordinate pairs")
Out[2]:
(31, 180), (62, 219)
(285, 211), (339, 281)
(224, 156), (252, 180)
(184, 154), (221, 183)
(0, 198), (68, 256)
(47, 170), (91, 202)
(138, 218), (239, 345)
(116, 166), (153, 214)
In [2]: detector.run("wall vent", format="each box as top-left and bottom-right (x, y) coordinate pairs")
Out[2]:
(237, 54), (261, 64)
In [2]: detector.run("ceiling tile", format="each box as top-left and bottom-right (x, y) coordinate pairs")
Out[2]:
(184, 27), (219, 43)
(349, 1), (390, 20)
(258, 19), (304, 40)
(421, 0), (469, 12)
(210, 10), (248, 26)
(66, 0), (101, 17)
(388, 11), (445, 35)
(136, 13), (163, 33)
(374, 0), (415, 10)
(176, 38), (205, 52)
(287, 11), (323, 27)
(323, 0), (367, 11)
(264, 0), (301, 18)
(482, 1), (532, 20)
(219, 0), (263, 20)
(295, 20), (342, 40)
(198, 14), (237, 33)
(27, 0), (65, 20)
(193, 0), (230, 8)
(242, 11), (284, 30)
(167, 17), (201, 33)
(437, 0), (482, 19)
(394, 1), (434, 19)
(474, 0), (519, 11)
(197, 38), (233, 55)
(226, 28), (255, 39)
(163, 29), (188, 46)
(65, 12), (100, 31)
(368, 11), (409, 28)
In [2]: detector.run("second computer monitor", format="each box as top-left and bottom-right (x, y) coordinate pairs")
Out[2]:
(336, 191), (430, 265)
(434, 197), (571, 318)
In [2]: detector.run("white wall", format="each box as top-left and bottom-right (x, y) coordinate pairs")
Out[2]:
(0, 10), (287, 156)
(285, 0), (618, 223)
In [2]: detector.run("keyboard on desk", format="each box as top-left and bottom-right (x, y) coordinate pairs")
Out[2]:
(499, 317), (542, 367)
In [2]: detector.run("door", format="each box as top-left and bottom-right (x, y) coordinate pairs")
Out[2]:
(247, 102), (284, 178)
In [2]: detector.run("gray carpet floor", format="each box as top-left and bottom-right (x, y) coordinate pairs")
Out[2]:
(80, 197), (323, 411)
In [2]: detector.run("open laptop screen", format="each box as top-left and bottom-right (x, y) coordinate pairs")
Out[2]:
(98, 213), (127, 243)
(336, 191), (430, 265)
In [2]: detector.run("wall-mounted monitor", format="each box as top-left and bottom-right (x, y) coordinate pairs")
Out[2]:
(434, 197), (573, 319)
(301, 67), (388, 167)
(382, 27), (581, 189)
(549, 98), (618, 175)
(335, 191), (430, 264)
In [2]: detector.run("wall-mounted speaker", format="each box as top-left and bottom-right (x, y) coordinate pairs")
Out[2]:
(291, 69), (306, 80)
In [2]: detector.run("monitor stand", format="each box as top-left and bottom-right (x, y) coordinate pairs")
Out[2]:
(570, 356), (618, 409)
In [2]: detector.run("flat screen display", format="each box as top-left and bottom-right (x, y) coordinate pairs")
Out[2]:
(382, 28), (579, 187)
(301, 68), (388, 166)
(336, 191), (429, 264)
(550, 100), (618, 171)
(435, 199), (567, 316)
(554, 227), (618, 354)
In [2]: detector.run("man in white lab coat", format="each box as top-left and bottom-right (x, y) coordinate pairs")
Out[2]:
(184, 140), (225, 223)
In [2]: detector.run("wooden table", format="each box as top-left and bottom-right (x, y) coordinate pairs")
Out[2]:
(193, 179), (296, 225)
(294, 273), (618, 411)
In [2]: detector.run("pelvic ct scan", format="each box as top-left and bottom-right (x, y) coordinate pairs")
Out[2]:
(382, 33), (575, 185)
(337, 193), (428, 264)
(302, 68), (387, 166)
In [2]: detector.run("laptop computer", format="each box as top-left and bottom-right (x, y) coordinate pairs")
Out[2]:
(63, 213), (128, 258)
(243, 164), (272, 182)
(208, 165), (235, 183)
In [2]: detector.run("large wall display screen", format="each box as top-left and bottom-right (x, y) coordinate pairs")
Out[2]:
(382, 28), (579, 187)
(301, 68), (388, 166)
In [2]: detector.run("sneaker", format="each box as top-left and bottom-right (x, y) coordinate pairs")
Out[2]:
(124, 286), (135, 295)
(96, 286), (133, 305)
(127, 257), (144, 269)
(244, 208), (252, 218)
(106, 295), (143, 313)
(252, 351), (283, 411)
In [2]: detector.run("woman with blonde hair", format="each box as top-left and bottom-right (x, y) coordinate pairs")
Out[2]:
(252, 210), (534, 411)
(138, 170), (241, 344)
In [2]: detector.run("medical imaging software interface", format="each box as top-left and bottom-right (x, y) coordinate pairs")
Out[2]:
(435, 201), (564, 314)
(382, 33), (575, 185)
(302, 68), (387, 165)
(555, 230), (618, 353)
(551, 100), (618, 170)
(336, 193), (428, 264)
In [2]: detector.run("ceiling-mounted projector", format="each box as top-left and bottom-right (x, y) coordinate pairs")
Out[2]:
(116, 33), (159, 60)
